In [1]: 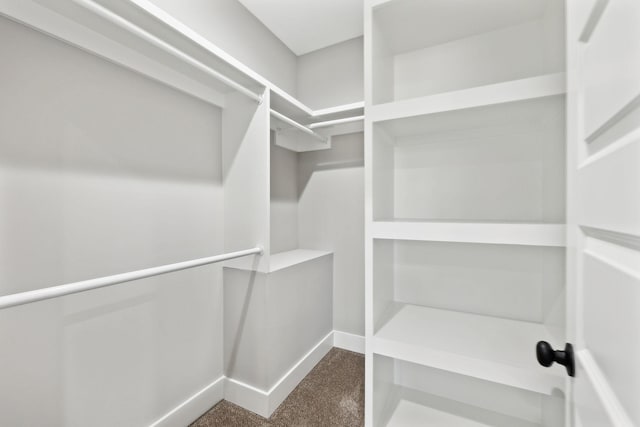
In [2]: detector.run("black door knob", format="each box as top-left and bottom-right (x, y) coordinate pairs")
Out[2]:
(536, 341), (575, 377)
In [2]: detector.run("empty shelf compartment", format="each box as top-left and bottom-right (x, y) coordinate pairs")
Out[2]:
(370, 0), (565, 104)
(373, 355), (565, 427)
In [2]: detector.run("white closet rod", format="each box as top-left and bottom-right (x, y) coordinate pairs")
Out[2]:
(75, 0), (263, 103)
(308, 115), (364, 129)
(0, 247), (263, 310)
(270, 109), (328, 142)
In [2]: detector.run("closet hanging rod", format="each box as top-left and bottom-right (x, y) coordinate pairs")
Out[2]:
(75, 0), (263, 103)
(308, 115), (365, 129)
(270, 109), (328, 142)
(0, 247), (263, 310)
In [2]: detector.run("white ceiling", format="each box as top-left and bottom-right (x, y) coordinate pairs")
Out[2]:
(238, 0), (364, 56)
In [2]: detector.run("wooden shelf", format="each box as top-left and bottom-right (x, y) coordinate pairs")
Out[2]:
(371, 221), (566, 247)
(373, 303), (565, 394)
(370, 73), (566, 123)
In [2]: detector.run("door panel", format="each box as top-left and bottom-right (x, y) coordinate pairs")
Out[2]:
(583, 246), (640, 422)
(578, 139), (640, 236)
(582, 0), (640, 140)
(569, 0), (640, 425)
(573, 363), (616, 427)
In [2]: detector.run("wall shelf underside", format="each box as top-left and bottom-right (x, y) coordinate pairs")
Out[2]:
(366, 1), (568, 425)
(371, 222), (566, 247)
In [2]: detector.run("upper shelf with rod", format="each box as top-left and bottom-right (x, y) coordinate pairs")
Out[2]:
(0, 0), (364, 136)
(270, 108), (333, 152)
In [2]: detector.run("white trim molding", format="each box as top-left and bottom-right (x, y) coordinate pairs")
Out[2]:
(333, 331), (366, 354)
(149, 376), (225, 427)
(224, 331), (334, 418)
(149, 331), (365, 424)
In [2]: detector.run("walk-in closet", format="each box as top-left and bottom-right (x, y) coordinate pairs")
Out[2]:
(1, 0), (638, 426)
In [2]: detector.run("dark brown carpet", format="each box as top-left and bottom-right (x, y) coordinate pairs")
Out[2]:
(191, 348), (364, 427)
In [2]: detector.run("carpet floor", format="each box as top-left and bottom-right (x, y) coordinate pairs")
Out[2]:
(190, 348), (364, 426)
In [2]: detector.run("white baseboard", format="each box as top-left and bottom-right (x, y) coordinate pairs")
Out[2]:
(224, 331), (334, 418)
(333, 330), (365, 354)
(224, 377), (270, 418)
(149, 376), (224, 427)
(150, 330), (364, 425)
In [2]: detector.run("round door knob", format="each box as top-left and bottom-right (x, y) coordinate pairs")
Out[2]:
(536, 341), (575, 377)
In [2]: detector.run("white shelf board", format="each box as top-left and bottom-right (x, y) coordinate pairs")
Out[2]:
(313, 101), (364, 119)
(270, 90), (364, 135)
(373, 304), (565, 395)
(370, 73), (566, 123)
(224, 249), (332, 273)
(269, 249), (332, 272)
(272, 127), (332, 153)
(388, 400), (493, 427)
(375, 94), (563, 140)
(385, 391), (540, 427)
(270, 88), (314, 121)
(371, 221), (566, 247)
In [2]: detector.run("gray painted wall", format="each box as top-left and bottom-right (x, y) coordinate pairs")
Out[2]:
(270, 134), (299, 254)
(149, 0), (299, 95)
(296, 39), (365, 337)
(0, 16), (224, 426)
(298, 134), (365, 336)
(297, 37), (364, 109)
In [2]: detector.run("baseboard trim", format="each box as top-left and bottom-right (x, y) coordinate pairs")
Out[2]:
(149, 376), (224, 427)
(150, 330), (364, 425)
(333, 330), (365, 354)
(224, 330), (334, 418)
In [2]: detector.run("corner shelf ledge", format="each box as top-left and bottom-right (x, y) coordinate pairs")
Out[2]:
(224, 249), (332, 273)
(268, 249), (333, 272)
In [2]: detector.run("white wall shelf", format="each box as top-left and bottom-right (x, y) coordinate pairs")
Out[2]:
(270, 89), (364, 142)
(369, 73), (565, 123)
(384, 391), (543, 427)
(373, 304), (564, 395)
(365, 1), (568, 425)
(225, 249), (332, 273)
(371, 221), (566, 247)
(270, 109), (332, 152)
(269, 249), (333, 272)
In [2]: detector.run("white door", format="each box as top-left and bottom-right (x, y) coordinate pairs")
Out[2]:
(564, 0), (640, 426)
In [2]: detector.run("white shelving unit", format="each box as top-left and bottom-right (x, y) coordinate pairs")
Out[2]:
(365, 0), (568, 426)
